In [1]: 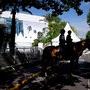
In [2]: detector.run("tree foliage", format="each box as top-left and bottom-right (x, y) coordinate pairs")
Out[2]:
(87, 10), (90, 26)
(0, 24), (7, 51)
(0, 0), (89, 54)
(86, 10), (90, 39)
(86, 31), (90, 39)
(32, 39), (39, 46)
(0, 0), (90, 15)
(40, 14), (66, 44)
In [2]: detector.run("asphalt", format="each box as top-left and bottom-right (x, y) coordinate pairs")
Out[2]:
(59, 52), (90, 90)
(0, 52), (90, 90)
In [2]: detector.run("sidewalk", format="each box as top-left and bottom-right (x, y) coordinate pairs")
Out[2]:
(61, 75), (89, 90)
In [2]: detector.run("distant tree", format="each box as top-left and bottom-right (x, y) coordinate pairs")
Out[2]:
(40, 14), (66, 45)
(32, 39), (39, 46)
(86, 31), (90, 39)
(86, 10), (90, 39)
(0, 0), (90, 54)
(87, 10), (90, 26)
(32, 32), (43, 46)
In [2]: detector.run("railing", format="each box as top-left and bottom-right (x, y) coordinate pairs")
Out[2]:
(0, 47), (43, 70)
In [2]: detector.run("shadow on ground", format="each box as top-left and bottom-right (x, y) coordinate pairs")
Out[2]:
(0, 52), (90, 90)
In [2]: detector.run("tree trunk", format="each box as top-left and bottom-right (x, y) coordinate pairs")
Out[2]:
(51, 41), (52, 46)
(10, 8), (16, 55)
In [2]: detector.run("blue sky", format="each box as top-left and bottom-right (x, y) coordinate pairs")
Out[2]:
(30, 2), (90, 38)
(60, 2), (90, 38)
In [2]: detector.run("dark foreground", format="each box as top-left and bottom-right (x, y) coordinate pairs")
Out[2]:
(0, 53), (90, 90)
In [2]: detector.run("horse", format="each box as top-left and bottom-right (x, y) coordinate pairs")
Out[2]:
(41, 39), (90, 75)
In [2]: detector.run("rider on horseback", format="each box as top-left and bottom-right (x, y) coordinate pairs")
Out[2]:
(59, 30), (73, 59)
(59, 29), (66, 57)
(66, 30), (73, 57)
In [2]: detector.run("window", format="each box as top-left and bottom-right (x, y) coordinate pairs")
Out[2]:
(27, 26), (32, 31)
(42, 27), (48, 33)
(38, 32), (43, 39)
(34, 30), (36, 33)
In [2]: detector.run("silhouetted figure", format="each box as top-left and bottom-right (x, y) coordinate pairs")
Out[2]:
(59, 29), (65, 55)
(66, 30), (73, 57)
(66, 30), (73, 74)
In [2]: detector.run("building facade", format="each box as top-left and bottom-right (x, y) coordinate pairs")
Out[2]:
(0, 11), (48, 48)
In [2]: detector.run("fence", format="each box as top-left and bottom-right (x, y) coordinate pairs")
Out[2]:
(0, 47), (43, 70)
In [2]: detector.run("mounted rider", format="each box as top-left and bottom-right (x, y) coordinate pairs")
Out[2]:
(66, 30), (73, 57)
(59, 29), (66, 55)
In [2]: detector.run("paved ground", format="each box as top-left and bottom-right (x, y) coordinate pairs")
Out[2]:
(0, 52), (90, 90)
(60, 75), (89, 90)
(60, 53), (90, 90)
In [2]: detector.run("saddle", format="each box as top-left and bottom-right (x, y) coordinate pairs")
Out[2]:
(59, 45), (72, 60)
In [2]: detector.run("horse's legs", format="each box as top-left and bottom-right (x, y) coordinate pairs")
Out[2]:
(69, 56), (77, 74)
(41, 59), (47, 76)
(75, 57), (79, 65)
(70, 56), (79, 74)
(74, 57), (79, 70)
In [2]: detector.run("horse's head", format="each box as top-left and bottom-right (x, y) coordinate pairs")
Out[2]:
(86, 39), (90, 50)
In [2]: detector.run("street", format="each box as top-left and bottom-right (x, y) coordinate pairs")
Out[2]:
(0, 52), (90, 90)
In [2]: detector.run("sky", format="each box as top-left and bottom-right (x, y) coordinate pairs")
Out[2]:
(30, 2), (90, 39)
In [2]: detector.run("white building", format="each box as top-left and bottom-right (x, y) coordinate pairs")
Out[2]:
(0, 11), (48, 48)
(0, 11), (80, 48)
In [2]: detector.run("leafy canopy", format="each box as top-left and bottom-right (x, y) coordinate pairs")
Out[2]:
(40, 14), (66, 44)
(0, 0), (90, 15)
(86, 10), (90, 39)
(87, 10), (90, 25)
(86, 31), (90, 39)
